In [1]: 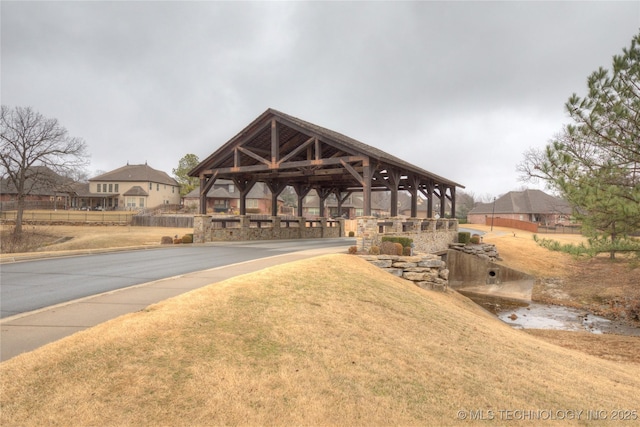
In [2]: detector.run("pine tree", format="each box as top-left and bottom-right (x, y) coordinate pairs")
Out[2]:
(518, 32), (640, 258)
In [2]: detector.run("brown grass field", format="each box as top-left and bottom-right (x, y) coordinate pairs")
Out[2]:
(1, 223), (639, 426)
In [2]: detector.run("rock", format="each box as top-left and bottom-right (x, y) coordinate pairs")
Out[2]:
(382, 268), (404, 277)
(432, 283), (447, 292)
(369, 260), (393, 268)
(392, 262), (418, 268)
(418, 259), (444, 268)
(403, 272), (426, 281)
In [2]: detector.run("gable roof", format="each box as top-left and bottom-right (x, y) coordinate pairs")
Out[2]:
(123, 185), (149, 197)
(91, 163), (178, 186)
(468, 189), (572, 215)
(270, 110), (463, 188)
(189, 108), (463, 189)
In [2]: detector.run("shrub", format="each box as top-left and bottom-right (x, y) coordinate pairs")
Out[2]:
(369, 246), (380, 255)
(394, 242), (403, 255)
(470, 235), (480, 244)
(348, 231), (355, 237)
(379, 241), (397, 255)
(403, 246), (412, 256)
(181, 234), (194, 244)
(348, 246), (358, 254)
(381, 236), (413, 248)
(458, 231), (471, 245)
(161, 236), (173, 245)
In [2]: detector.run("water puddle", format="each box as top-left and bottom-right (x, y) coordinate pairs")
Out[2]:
(460, 291), (640, 336)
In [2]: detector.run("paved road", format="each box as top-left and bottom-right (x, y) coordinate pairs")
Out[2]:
(0, 238), (354, 319)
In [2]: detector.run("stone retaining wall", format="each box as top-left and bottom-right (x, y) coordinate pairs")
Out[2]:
(194, 215), (343, 243)
(448, 242), (501, 261)
(358, 254), (449, 292)
(357, 217), (458, 254)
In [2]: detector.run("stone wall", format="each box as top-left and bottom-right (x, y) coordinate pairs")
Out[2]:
(358, 253), (449, 292)
(357, 216), (458, 254)
(448, 242), (501, 261)
(194, 215), (343, 243)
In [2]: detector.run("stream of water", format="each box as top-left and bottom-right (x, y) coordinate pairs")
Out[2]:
(460, 292), (640, 336)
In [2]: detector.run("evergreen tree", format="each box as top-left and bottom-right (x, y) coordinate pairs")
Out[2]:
(518, 32), (640, 258)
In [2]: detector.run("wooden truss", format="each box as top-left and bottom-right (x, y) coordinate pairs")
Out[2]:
(189, 109), (463, 218)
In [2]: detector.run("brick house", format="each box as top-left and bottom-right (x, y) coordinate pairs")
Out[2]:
(183, 179), (284, 215)
(466, 189), (573, 226)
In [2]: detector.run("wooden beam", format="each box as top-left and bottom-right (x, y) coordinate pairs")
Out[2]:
(407, 175), (421, 218)
(278, 136), (315, 165)
(387, 170), (401, 217)
(293, 183), (312, 217)
(233, 176), (257, 216)
(340, 159), (363, 185)
(199, 170), (218, 214)
(450, 186), (456, 218)
(202, 156), (367, 175)
(237, 146), (271, 167)
(362, 160), (372, 216)
(271, 119), (279, 166)
(265, 180), (286, 216)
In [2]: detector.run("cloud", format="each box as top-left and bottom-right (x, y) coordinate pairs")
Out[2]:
(1, 1), (638, 197)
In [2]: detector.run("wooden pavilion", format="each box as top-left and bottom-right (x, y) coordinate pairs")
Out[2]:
(189, 109), (463, 219)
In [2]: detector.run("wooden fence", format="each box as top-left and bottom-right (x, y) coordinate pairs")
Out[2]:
(485, 217), (582, 234)
(131, 215), (194, 228)
(0, 210), (135, 224)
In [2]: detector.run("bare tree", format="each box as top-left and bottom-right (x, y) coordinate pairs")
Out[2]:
(1, 106), (89, 236)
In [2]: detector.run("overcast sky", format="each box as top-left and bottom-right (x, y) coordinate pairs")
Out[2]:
(2, 1), (638, 199)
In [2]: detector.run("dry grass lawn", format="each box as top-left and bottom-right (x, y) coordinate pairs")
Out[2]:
(2, 255), (639, 426)
(0, 224), (191, 257)
(468, 224), (640, 320)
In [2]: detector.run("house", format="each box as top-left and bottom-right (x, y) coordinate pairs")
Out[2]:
(183, 179), (284, 215)
(301, 191), (391, 219)
(81, 163), (181, 210)
(0, 166), (76, 210)
(466, 189), (573, 225)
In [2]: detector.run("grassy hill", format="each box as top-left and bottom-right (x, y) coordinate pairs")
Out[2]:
(1, 254), (639, 426)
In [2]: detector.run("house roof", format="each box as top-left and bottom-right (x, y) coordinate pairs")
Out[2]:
(0, 166), (76, 196)
(91, 163), (178, 186)
(184, 180), (282, 201)
(123, 185), (149, 197)
(468, 189), (572, 215)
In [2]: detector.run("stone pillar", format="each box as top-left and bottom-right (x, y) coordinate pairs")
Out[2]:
(193, 215), (211, 243)
(338, 218), (345, 237)
(298, 216), (307, 238)
(319, 217), (327, 237)
(272, 216), (281, 229)
(357, 216), (379, 252)
(407, 218), (421, 232)
(239, 215), (250, 239)
(391, 217), (404, 233)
